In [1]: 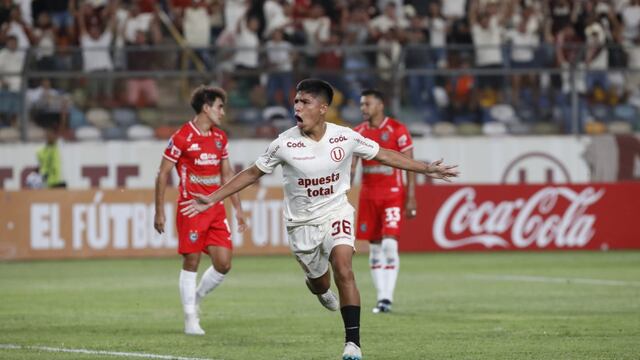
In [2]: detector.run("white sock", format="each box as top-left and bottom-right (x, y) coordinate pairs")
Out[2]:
(196, 266), (225, 300)
(381, 238), (399, 302)
(369, 243), (384, 301)
(179, 269), (198, 315)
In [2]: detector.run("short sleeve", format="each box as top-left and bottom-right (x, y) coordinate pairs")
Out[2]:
(254, 138), (283, 174)
(396, 125), (413, 152)
(351, 130), (379, 160)
(163, 134), (185, 163)
(221, 134), (229, 159)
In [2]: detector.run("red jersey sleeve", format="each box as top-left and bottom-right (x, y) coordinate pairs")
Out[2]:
(396, 124), (413, 152)
(163, 133), (186, 163)
(221, 132), (229, 159)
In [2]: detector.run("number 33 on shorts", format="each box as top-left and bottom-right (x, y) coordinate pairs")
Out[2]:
(384, 207), (401, 228)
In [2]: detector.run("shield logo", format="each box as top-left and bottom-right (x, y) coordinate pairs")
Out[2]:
(189, 231), (198, 243)
(330, 147), (345, 162)
(360, 223), (367, 232)
(215, 140), (222, 149)
(381, 132), (390, 141)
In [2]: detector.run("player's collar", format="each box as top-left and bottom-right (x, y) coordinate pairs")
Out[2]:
(189, 119), (212, 136)
(368, 116), (389, 129)
(300, 122), (327, 143)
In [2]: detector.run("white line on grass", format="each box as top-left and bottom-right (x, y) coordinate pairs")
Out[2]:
(0, 344), (217, 360)
(466, 274), (640, 287)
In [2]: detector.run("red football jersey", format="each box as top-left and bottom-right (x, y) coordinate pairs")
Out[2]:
(354, 117), (413, 192)
(163, 121), (229, 201)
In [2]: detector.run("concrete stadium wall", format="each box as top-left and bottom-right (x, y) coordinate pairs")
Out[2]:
(3, 134), (639, 190)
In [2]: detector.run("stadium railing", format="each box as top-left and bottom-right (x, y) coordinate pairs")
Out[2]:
(0, 43), (639, 142)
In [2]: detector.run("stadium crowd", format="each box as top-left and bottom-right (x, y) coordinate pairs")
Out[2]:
(1, 0), (640, 140)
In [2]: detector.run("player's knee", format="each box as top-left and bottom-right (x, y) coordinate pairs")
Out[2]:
(214, 261), (231, 274)
(381, 238), (399, 259)
(369, 243), (382, 265)
(182, 254), (200, 271)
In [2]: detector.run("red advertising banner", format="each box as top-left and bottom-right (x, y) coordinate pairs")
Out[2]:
(399, 183), (640, 251)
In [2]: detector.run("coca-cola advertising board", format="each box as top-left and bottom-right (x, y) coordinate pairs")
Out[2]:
(399, 183), (640, 251)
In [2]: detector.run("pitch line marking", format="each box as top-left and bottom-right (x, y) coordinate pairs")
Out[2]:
(0, 344), (218, 360)
(466, 274), (640, 287)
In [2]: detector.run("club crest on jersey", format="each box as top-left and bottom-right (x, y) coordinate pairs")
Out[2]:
(381, 131), (390, 141)
(330, 147), (345, 162)
(189, 231), (198, 243)
(215, 140), (223, 149)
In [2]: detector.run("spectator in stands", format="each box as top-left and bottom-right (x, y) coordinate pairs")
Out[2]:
(376, 27), (401, 86)
(621, 0), (640, 43)
(469, 0), (512, 95)
(26, 78), (70, 124)
(446, 53), (476, 123)
(555, 22), (585, 95)
(125, 29), (160, 107)
(265, 28), (295, 106)
(182, 0), (213, 68)
(33, 0), (73, 35)
(404, 14), (432, 109)
(506, 2), (541, 107)
(14, 0), (33, 27)
(316, 30), (349, 97)
(263, 0), (287, 38)
(0, 35), (25, 126)
(369, 2), (408, 40)
(301, 3), (331, 64)
(233, 13), (261, 90)
(122, 1), (154, 44)
(0, 5), (31, 49)
(547, 0), (576, 36)
(76, 1), (117, 105)
(585, 15), (609, 91)
(427, 1), (448, 69)
(30, 12), (56, 71)
(441, 0), (467, 21)
(341, 5), (369, 46)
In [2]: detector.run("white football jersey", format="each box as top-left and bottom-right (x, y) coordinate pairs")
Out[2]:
(255, 123), (380, 225)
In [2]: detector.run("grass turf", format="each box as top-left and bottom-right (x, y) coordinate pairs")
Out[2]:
(1, 251), (639, 359)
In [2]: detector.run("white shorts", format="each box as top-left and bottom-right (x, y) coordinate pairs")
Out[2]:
(287, 207), (355, 279)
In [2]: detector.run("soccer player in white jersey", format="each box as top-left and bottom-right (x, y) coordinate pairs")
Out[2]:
(180, 79), (459, 360)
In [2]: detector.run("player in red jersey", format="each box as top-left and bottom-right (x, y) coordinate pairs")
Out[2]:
(352, 89), (416, 314)
(154, 85), (247, 335)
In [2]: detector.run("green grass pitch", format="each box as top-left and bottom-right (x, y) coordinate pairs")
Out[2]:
(1, 251), (639, 360)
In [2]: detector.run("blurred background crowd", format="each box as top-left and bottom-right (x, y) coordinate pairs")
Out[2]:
(1, 0), (640, 141)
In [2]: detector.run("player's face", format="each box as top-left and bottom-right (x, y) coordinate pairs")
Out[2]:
(360, 95), (383, 121)
(204, 97), (225, 126)
(293, 91), (327, 133)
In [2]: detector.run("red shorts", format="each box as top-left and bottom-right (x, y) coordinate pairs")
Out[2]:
(355, 194), (404, 241)
(176, 202), (232, 254)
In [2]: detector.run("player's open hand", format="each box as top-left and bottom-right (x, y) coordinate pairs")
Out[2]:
(179, 193), (213, 218)
(425, 159), (459, 182)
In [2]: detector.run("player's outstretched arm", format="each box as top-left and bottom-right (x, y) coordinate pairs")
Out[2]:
(221, 158), (248, 232)
(180, 165), (266, 217)
(373, 148), (459, 182)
